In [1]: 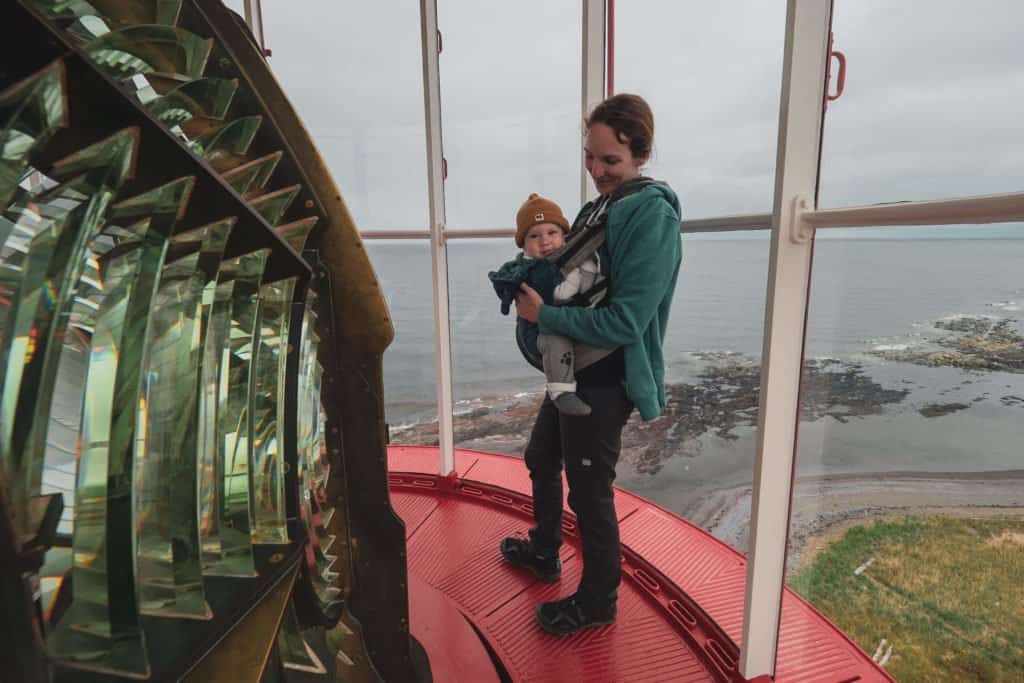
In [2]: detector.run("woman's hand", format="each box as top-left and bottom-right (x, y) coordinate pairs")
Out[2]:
(515, 283), (543, 323)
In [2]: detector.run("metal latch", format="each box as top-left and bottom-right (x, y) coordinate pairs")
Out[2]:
(788, 195), (815, 244)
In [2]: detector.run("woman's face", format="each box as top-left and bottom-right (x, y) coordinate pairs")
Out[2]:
(584, 122), (644, 195)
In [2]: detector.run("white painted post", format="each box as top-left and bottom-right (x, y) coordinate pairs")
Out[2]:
(581, 0), (607, 205)
(419, 0), (456, 475)
(242, 0), (265, 50)
(739, 0), (832, 678)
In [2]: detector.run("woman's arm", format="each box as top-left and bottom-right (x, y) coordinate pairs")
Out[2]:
(535, 198), (681, 348)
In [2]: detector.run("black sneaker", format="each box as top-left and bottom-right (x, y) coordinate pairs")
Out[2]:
(535, 592), (617, 636)
(499, 536), (561, 583)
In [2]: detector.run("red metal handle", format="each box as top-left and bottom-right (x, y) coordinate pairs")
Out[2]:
(828, 49), (847, 101)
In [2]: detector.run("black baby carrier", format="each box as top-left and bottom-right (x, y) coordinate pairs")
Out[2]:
(515, 176), (667, 370)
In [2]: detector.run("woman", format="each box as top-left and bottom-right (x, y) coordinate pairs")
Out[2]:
(500, 93), (683, 636)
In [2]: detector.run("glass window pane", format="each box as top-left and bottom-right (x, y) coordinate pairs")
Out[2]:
(617, 2), (787, 218)
(262, 1), (428, 230)
(623, 231), (768, 555)
(820, 1), (1024, 207)
(437, 0), (581, 229)
(445, 232), (770, 558)
(787, 226), (1024, 681)
(221, 0), (245, 15)
(365, 242), (438, 437)
(447, 239), (548, 453)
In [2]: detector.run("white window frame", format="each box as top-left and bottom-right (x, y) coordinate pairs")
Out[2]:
(342, 1), (1024, 677)
(419, 0), (456, 475)
(743, 1), (1024, 678)
(581, 0), (607, 205)
(740, 0), (833, 675)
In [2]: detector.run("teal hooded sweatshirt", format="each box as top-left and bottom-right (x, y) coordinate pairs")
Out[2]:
(538, 183), (682, 421)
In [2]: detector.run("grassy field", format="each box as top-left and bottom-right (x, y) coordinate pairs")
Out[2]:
(788, 515), (1024, 682)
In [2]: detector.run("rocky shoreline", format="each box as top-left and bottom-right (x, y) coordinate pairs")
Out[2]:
(871, 316), (1024, 372)
(392, 316), (1024, 470)
(393, 353), (914, 476)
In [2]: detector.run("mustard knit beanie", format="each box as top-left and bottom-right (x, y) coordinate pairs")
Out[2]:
(515, 193), (570, 247)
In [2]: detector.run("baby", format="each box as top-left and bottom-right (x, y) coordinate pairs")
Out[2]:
(488, 193), (608, 416)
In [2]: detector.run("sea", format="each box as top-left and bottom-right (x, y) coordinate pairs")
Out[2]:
(367, 234), (1024, 502)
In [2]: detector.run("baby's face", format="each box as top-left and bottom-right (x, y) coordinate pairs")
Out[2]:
(523, 222), (565, 258)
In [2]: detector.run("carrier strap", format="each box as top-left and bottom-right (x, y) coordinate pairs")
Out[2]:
(549, 176), (666, 305)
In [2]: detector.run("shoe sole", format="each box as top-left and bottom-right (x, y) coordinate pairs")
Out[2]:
(500, 552), (561, 584)
(534, 605), (615, 636)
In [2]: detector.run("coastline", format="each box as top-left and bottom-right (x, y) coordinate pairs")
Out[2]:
(684, 470), (1024, 570)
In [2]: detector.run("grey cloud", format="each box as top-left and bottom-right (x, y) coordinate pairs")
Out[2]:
(256, 1), (1023, 228)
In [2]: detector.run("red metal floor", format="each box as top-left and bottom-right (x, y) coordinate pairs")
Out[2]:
(391, 445), (892, 683)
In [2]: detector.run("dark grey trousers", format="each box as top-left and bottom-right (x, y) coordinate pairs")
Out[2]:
(524, 383), (634, 605)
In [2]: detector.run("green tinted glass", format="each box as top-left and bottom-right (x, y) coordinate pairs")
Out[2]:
(0, 130), (136, 534)
(277, 602), (327, 674)
(0, 62), (66, 207)
(274, 216), (318, 251)
(48, 210), (169, 677)
(199, 249), (268, 577)
(193, 115), (262, 161)
(135, 219), (230, 618)
(148, 77), (239, 129)
(221, 151), (282, 196)
(82, 25), (213, 81)
(250, 184), (300, 227)
(250, 277), (297, 544)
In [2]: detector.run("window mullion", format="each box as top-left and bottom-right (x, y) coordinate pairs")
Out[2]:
(740, 0), (833, 677)
(581, 0), (607, 205)
(419, 0), (455, 475)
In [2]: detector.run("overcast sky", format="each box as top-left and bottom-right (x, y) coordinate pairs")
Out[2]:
(239, 1), (1023, 231)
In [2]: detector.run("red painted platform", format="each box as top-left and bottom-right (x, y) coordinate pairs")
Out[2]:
(391, 445), (893, 683)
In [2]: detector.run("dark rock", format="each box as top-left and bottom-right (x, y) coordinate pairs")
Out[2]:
(917, 402), (970, 418)
(394, 354), (911, 477)
(873, 316), (1024, 372)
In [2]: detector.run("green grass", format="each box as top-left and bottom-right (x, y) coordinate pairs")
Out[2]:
(788, 515), (1024, 682)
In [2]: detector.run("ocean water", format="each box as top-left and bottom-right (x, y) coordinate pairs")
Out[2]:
(369, 236), (1024, 412)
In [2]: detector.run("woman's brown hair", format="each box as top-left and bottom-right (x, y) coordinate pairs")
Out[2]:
(585, 93), (654, 162)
